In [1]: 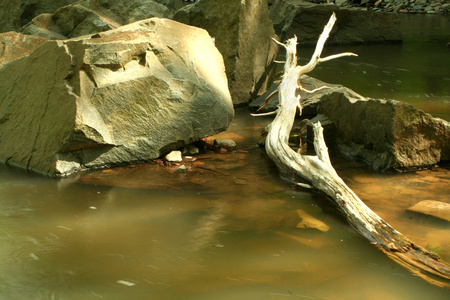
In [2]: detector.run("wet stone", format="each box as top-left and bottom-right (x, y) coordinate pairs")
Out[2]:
(214, 138), (237, 151)
(407, 200), (450, 222)
(165, 151), (183, 162)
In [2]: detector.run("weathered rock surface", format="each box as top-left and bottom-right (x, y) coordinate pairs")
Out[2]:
(269, 1), (402, 45)
(21, 13), (68, 40)
(173, 0), (279, 105)
(0, 32), (48, 67)
(317, 90), (450, 171)
(0, 0), (21, 33)
(19, 0), (79, 27)
(0, 18), (234, 176)
(20, 0), (175, 40)
(80, 0), (171, 25)
(407, 200), (450, 222)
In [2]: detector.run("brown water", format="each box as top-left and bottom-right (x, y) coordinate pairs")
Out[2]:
(0, 15), (449, 300)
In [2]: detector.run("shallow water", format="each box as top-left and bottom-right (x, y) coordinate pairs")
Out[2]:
(0, 15), (449, 300)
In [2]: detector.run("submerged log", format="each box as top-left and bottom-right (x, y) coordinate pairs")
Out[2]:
(253, 13), (450, 287)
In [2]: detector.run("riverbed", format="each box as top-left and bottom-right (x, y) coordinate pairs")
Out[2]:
(0, 14), (449, 299)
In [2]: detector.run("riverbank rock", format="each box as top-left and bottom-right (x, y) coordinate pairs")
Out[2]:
(0, 32), (48, 67)
(269, 1), (402, 45)
(407, 200), (450, 222)
(19, 1), (79, 27)
(173, 0), (279, 105)
(0, 18), (234, 176)
(316, 90), (450, 171)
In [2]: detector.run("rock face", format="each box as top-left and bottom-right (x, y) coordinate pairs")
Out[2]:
(173, 0), (279, 105)
(317, 90), (450, 171)
(19, 0), (79, 27)
(0, 0), (21, 33)
(0, 18), (234, 176)
(0, 32), (48, 67)
(269, 1), (402, 45)
(80, 0), (171, 25)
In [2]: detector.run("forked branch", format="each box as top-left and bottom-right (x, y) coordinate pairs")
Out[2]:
(256, 12), (450, 287)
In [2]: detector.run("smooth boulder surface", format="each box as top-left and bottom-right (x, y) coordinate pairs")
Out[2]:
(270, 0), (402, 45)
(0, 18), (234, 176)
(174, 0), (279, 105)
(317, 91), (450, 171)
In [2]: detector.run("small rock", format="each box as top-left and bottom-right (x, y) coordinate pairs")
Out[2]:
(214, 138), (236, 151)
(233, 178), (248, 185)
(182, 144), (200, 156)
(177, 165), (188, 173)
(165, 151), (182, 162)
(296, 209), (330, 232)
(407, 200), (450, 222)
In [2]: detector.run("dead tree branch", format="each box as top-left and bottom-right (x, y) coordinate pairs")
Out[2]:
(255, 12), (450, 287)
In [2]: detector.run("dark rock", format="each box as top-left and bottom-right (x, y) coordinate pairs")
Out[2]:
(173, 0), (279, 105)
(269, 1), (402, 45)
(19, 0), (78, 27)
(317, 90), (450, 171)
(214, 139), (237, 151)
(51, 3), (117, 38)
(0, 18), (233, 176)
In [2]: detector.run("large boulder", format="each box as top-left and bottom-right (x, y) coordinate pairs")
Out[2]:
(317, 90), (450, 171)
(19, 0), (79, 27)
(269, 1), (402, 45)
(80, 0), (171, 25)
(0, 18), (234, 176)
(0, 32), (48, 67)
(173, 0), (279, 105)
(0, 0), (21, 33)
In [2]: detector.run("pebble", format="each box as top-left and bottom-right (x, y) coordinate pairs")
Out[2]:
(165, 150), (182, 162)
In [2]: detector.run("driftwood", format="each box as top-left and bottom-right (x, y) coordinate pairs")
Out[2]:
(253, 13), (450, 288)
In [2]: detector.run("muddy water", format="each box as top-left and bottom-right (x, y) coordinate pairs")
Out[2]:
(1, 15), (449, 300)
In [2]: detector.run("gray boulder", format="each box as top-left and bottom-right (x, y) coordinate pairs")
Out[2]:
(19, 0), (78, 27)
(0, 18), (234, 176)
(270, 1), (402, 45)
(317, 90), (450, 171)
(0, 0), (21, 33)
(80, 0), (171, 25)
(51, 3), (118, 38)
(173, 0), (279, 105)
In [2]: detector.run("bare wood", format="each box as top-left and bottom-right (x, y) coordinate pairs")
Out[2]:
(258, 12), (450, 287)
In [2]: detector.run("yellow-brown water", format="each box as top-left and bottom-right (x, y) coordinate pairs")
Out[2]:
(0, 15), (449, 299)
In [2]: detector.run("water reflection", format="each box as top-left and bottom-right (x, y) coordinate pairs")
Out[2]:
(1, 15), (449, 300)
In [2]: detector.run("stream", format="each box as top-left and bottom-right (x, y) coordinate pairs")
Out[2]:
(0, 14), (449, 300)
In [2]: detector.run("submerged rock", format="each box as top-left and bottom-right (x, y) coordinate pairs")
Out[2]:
(174, 0), (279, 105)
(269, 1), (401, 45)
(0, 18), (233, 176)
(407, 200), (450, 222)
